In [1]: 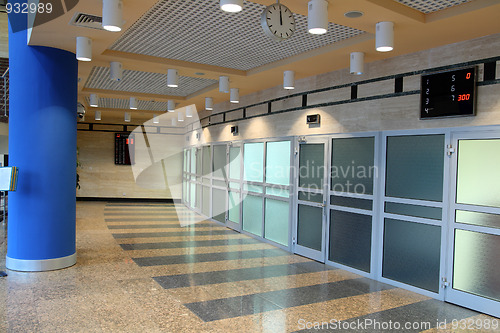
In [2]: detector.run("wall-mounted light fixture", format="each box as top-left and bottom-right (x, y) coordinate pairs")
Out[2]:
(167, 69), (179, 88)
(350, 52), (364, 75)
(186, 105), (193, 117)
(95, 110), (101, 121)
(153, 115), (159, 124)
(89, 94), (98, 107)
(376, 21), (394, 52)
(220, 0), (243, 13)
(76, 37), (92, 61)
(230, 125), (239, 135)
(110, 61), (122, 81)
(205, 97), (213, 111)
(284, 70), (295, 90)
(308, 0), (328, 35)
(178, 111), (184, 122)
(129, 97), (138, 110)
(102, 0), (123, 32)
(230, 88), (239, 103)
(124, 112), (131, 122)
(167, 100), (175, 112)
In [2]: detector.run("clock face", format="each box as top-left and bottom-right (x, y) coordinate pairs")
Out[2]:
(261, 4), (296, 41)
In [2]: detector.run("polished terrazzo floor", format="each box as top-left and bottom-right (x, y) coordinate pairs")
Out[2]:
(0, 202), (497, 332)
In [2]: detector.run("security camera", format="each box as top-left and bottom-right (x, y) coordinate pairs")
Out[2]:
(77, 102), (86, 119)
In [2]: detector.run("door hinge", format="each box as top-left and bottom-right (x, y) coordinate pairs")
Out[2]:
(441, 277), (450, 288)
(292, 237), (296, 245)
(446, 144), (455, 156)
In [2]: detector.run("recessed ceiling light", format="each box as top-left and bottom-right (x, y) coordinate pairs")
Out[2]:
(344, 11), (363, 18)
(195, 72), (205, 76)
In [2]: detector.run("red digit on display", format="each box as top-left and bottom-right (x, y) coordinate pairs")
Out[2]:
(466, 72), (471, 79)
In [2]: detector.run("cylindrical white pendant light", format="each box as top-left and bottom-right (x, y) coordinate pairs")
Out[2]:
(178, 111), (184, 122)
(219, 76), (229, 93)
(110, 61), (123, 81)
(102, 0), (123, 32)
(167, 69), (179, 88)
(167, 100), (175, 112)
(376, 21), (394, 52)
(308, 0), (328, 35)
(124, 112), (131, 122)
(186, 105), (193, 118)
(283, 70), (295, 90)
(76, 37), (92, 61)
(220, 0), (243, 12)
(95, 110), (101, 121)
(153, 115), (159, 124)
(89, 94), (98, 107)
(129, 97), (138, 110)
(350, 52), (364, 75)
(172, 118), (178, 126)
(205, 97), (213, 111)
(230, 88), (239, 103)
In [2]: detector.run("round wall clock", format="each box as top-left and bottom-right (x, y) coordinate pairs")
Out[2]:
(261, 3), (296, 41)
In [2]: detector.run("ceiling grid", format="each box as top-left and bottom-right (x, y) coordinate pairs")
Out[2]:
(84, 96), (171, 111)
(394, 0), (473, 13)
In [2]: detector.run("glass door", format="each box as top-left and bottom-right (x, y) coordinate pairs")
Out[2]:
(445, 132), (500, 318)
(293, 137), (328, 262)
(227, 144), (242, 231)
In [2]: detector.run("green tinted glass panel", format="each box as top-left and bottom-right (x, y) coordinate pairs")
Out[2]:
(266, 141), (291, 186)
(453, 230), (500, 302)
(330, 195), (373, 211)
(244, 184), (263, 193)
(331, 137), (375, 195)
(243, 195), (263, 236)
(228, 191), (240, 224)
(182, 179), (188, 202)
(212, 188), (226, 223)
(244, 142), (264, 182)
(202, 186), (210, 216)
(265, 199), (289, 246)
(213, 180), (226, 188)
(183, 149), (188, 172)
(330, 210), (372, 273)
(190, 149), (196, 175)
(298, 191), (323, 203)
(457, 139), (500, 208)
(195, 184), (201, 209)
(202, 178), (210, 185)
(386, 135), (444, 202)
(265, 187), (289, 198)
(190, 182), (196, 209)
(456, 210), (500, 229)
(229, 182), (240, 190)
(202, 146), (211, 176)
(196, 148), (202, 175)
(383, 218), (441, 293)
(229, 147), (241, 180)
(299, 144), (324, 189)
(297, 204), (322, 251)
(385, 202), (441, 220)
(213, 145), (227, 180)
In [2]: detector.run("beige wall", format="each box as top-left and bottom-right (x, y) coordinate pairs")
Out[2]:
(190, 33), (500, 145)
(77, 129), (183, 199)
(0, 13), (7, 58)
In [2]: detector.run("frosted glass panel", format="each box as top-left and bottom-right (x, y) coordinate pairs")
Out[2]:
(229, 182), (240, 190)
(228, 191), (240, 224)
(265, 187), (289, 198)
(243, 195), (263, 236)
(386, 135), (444, 202)
(297, 204), (322, 251)
(244, 143), (264, 182)
(196, 148), (202, 175)
(202, 186), (210, 216)
(383, 218), (441, 293)
(183, 149), (188, 173)
(457, 139), (500, 208)
(385, 202), (442, 220)
(298, 191), (323, 203)
(456, 210), (500, 229)
(195, 184), (201, 209)
(190, 149), (196, 175)
(331, 137), (375, 195)
(266, 141), (291, 185)
(212, 188), (226, 223)
(243, 184), (263, 193)
(190, 182), (196, 209)
(213, 145), (227, 180)
(299, 144), (324, 189)
(202, 146), (211, 176)
(265, 199), (289, 246)
(213, 180), (226, 188)
(453, 229), (500, 302)
(182, 179), (188, 202)
(330, 195), (372, 211)
(330, 210), (372, 272)
(229, 147), (241, 180)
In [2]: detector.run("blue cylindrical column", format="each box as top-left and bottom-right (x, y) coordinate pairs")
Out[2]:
(6, 12), (77, 271)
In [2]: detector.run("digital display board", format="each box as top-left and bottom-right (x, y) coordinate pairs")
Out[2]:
(420, 67), (477, 119)
(115, 133), (134, 165)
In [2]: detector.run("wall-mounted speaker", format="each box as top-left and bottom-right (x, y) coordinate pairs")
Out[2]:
(306, 114), (320, 124)
(230, 126), (238, 135)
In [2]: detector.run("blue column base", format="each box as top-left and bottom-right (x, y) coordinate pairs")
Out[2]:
(6, 253), (76, 272)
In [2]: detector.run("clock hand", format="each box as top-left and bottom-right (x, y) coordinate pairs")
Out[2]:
(280, 8), (283, 25)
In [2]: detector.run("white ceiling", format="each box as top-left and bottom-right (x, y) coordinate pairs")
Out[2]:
(395, 0), (473, 14)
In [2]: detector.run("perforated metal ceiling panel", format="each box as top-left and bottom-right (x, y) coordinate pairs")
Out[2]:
(84, 66), (217, 97)
(85, 96), (169, 111)
(395, 0), (473, 13)
(110, 0), (366, 71)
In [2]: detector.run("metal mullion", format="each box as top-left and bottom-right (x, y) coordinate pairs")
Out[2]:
(383, 212), (444, 226)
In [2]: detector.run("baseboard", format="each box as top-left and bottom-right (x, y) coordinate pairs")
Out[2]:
(76, 197), (181, 203)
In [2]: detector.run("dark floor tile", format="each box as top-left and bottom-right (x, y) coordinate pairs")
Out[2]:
(291, 261), (337, 273)
(119, 238), (261, 250)
(184, 293), (282, 322)
(112, 229), (235, 238)
(107, 223), (218, 229)
(133, 248), (289, 266)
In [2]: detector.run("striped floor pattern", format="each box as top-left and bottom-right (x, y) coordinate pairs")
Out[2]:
(105, 202), (491, 332)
